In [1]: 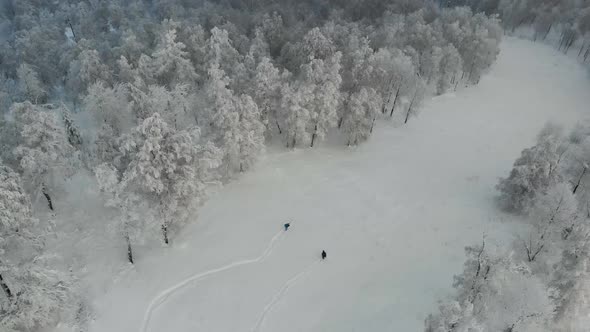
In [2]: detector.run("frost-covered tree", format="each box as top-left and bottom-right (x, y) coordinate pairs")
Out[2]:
(281, 83), (311, 148)
(117, 56), (137, 84)
(182, 25), (207, 79)
(562, 131), (590, 200)
(461, 14), (502, 84)
(120, 113), (221, 244)
(62, 107), (83, 151)
(402, 78), (427, 124)
(1, 258), (75, 332)
(82, 82), (134, 170)
(83, 82), (132, 135)
(66, 49), (111, 98)
(13, 24), (67, 88)
(497, 124), (567, 213)
(16, 64), (46, 104)
(11, 102), (74, 211)
(236, 94), (265, 172)
(0, 117), (21, 171)
(338, 32), (378, 129)
(342, 88), (382, 145)
(437, 45), (463, 94)
(206, 27), (242, 83)
(259, 12), (285, 57)
(426, 242), (552, 332)
(151, 28), (198, 87)
(137, 54), (155, 85)
(419, 46), (443, 84)
(0, 165), (36, 301)
(127, 83), (193, 129)
(253, 57), (288, 137)
(370, 49), (418, 118)
(117, 30), (147, 67)
(95, 163), (148, 264)
(205, 63), (241, 175)
(302, 27), (335, 61)
(0, 165), (75, 331)
(552, 221), (590, 331)
(523, 183), (578, 262)
(300, 52), (342, 147)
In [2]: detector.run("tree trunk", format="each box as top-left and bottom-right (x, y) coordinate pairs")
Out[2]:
(370, 116), (376, 134)
(338, 116), (344, 129)
(125, 232), (134, 264)
(0, 273), (12, 299)
(543, 24), (552, 40)
(404, 92), (417, 124)
(558, 32), (566, 51)
(562, 224), (574, 240)
(42, 183), (54, 211)
(565, 35), (575, 54)
(382, 87), (393, 114)
(275, 120), (282, 135)
(467, 62), (476, 83)
(389, 87), (400, 117)
(573, 168), (587, 194)
(526, 243), (544, 262)
(310, 124), (318, 148)
(584, 47), (590, 62)
(162, 224), (169, 245)
(579, 43), (586, 57)
(67, 20), (77, 42)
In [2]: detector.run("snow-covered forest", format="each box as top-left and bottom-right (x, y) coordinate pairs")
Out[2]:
(0, 0), (588, 331)
(444, 0), (590, 57)
(0, 0), (503, 330)
(427, 124), (590, 331)
(425, 1), (590, 331)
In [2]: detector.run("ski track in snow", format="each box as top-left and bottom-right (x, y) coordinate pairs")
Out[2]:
(251, 259), (321, 332)
(140, 230), (285, 332)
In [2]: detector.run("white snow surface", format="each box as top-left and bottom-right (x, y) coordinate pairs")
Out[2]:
(87, 37), (590, 332)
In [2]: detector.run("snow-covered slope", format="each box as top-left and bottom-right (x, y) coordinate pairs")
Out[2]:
(87, 37), (590, 332)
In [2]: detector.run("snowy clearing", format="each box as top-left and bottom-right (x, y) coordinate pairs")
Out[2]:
(87, 37), (590, 332)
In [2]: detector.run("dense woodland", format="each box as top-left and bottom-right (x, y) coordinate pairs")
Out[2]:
(425, 1), (590, 331)
(427, 123), (590, 331)
(1, 0), (589, 331)
(0, 0), (504, 330)
(444, 0), (590, 59)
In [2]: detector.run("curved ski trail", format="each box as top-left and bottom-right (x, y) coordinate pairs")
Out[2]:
(252, 259), (321, 332)
(140, 230), (285, 332)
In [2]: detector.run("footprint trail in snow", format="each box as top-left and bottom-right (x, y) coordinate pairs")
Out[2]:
(251, 259), (321, 332)
(140, 230), (285, 332)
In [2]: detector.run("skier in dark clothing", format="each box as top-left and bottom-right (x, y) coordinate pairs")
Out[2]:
(284, 222), (290, 231)
(321, 250), (327, 260)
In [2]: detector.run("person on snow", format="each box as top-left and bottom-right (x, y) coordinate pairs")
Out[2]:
(321, 250), (327, 260)
(284, 222), (290, 231)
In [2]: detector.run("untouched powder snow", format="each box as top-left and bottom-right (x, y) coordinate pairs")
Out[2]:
(87, 37), (590, 332)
